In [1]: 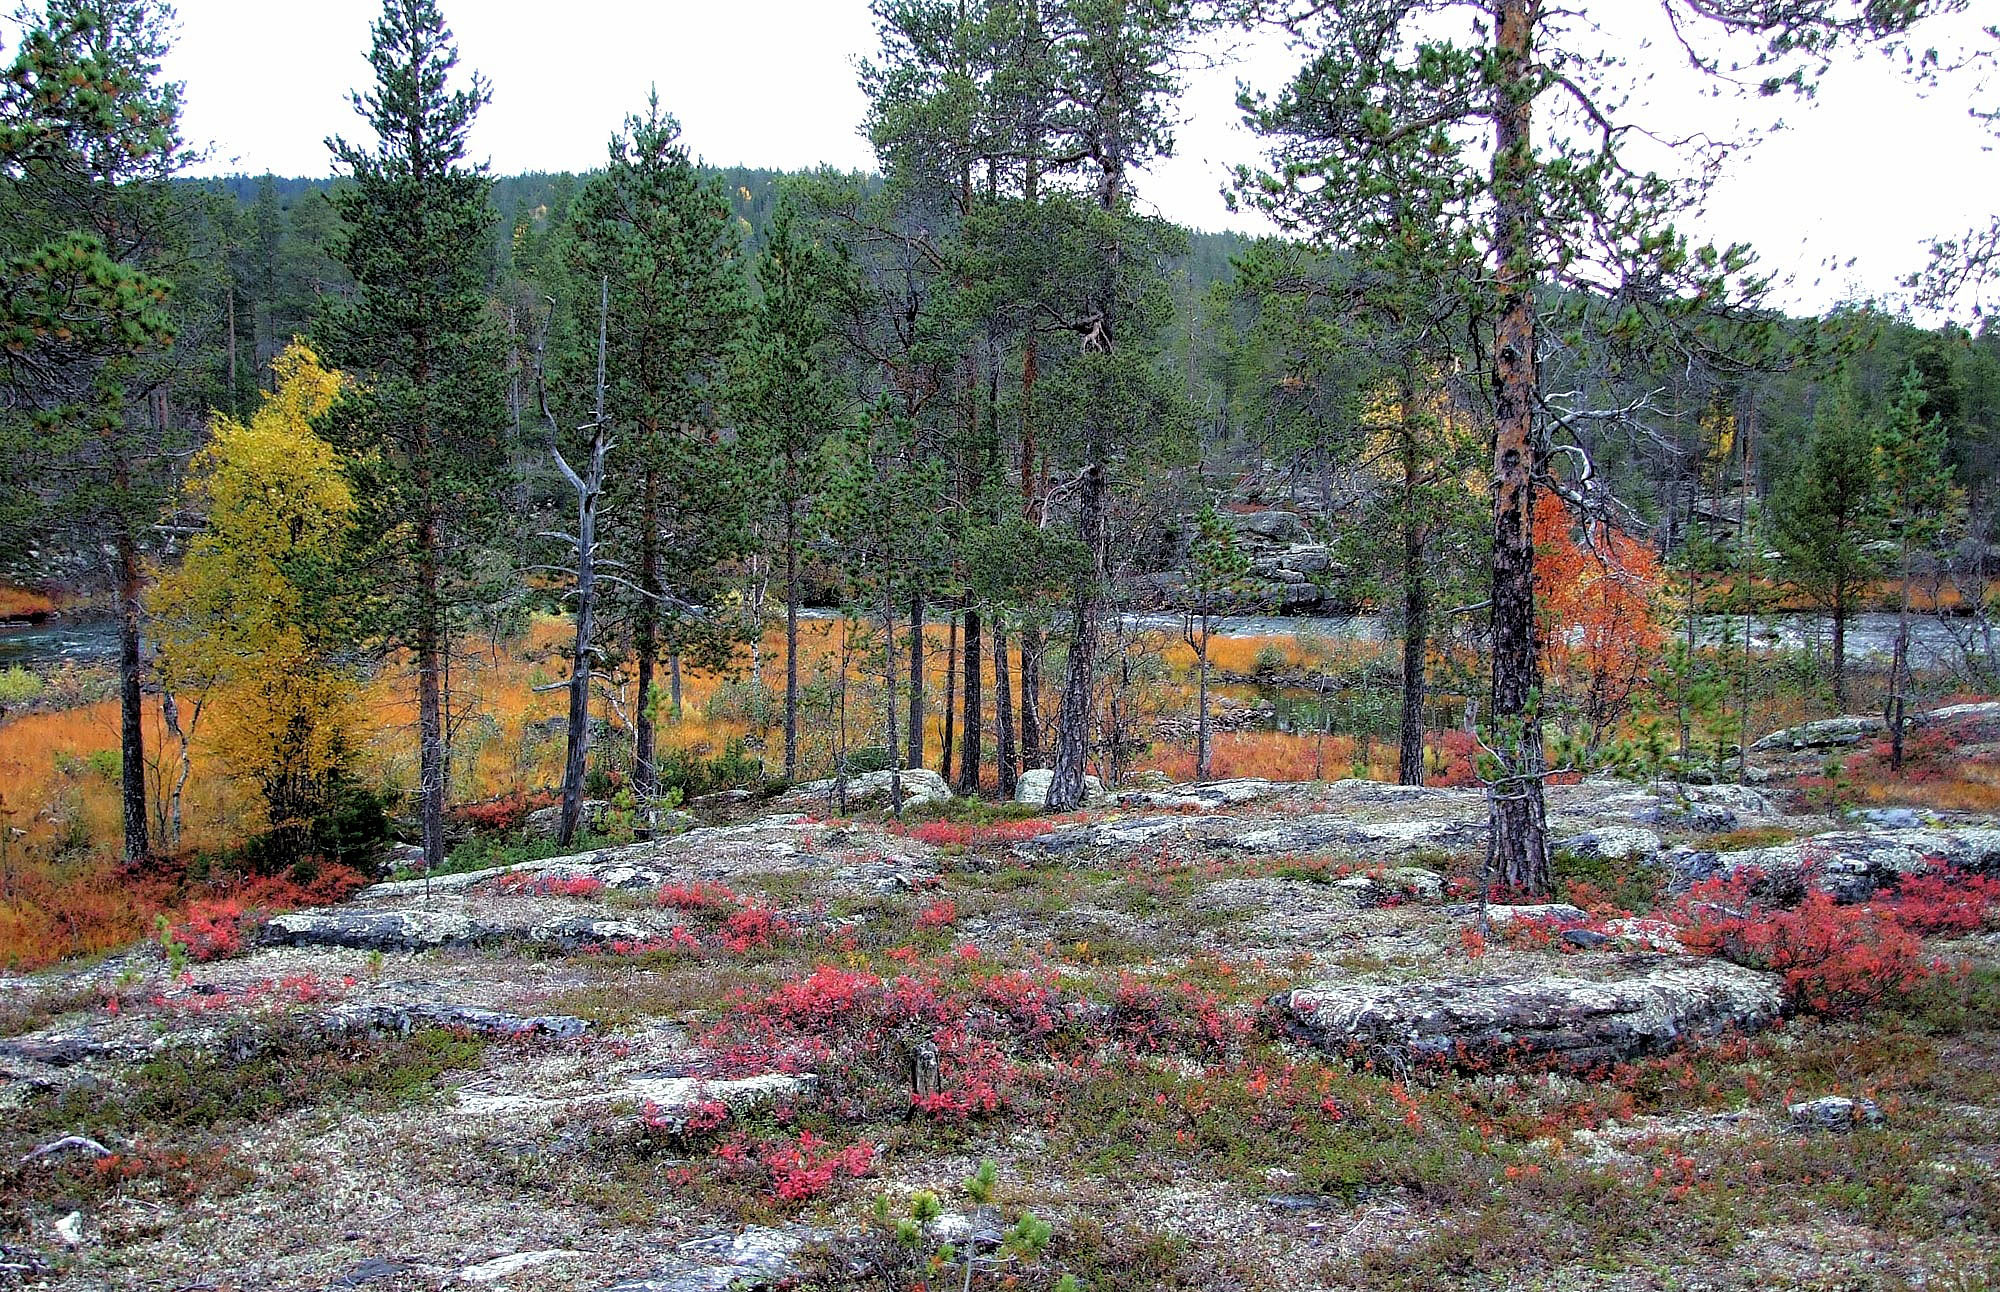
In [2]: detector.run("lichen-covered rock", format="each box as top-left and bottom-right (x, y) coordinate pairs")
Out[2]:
(604, 1227), (821, 1292)
(1017, 814), (1195, 856)
(261, 908), (499, 951)
(324, 1002), (589, 1039)
(1914, 700), (2000, 728)
(1227, 814), (1484, 855)
(1276, 955), (1782, 1069)
(1558, 827), (1663, 862)
(1115, 778), (1282, 811)
(1676, 827), (2000, 902)
(1014, 767), (1105, 806)
(1750, 716), (1880, 752)
(788, 768), (951, 811)
(1788, 1095), (1884, 1132)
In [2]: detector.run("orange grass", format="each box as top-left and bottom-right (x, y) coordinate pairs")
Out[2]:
(0, 585), (57, 618)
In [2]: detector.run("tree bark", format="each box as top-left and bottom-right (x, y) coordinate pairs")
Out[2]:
(116, 519), (148, 861)
(1398, 384), (1429, 787)
(784, 476), (800, 780)
(960, 607), (983, 794)
(942, 610), (959, 783)
(907, 588), (926, 769)
(633, 465), (660, 804)
(1020, 626), (1042, 768)
(993, 617), (1017, 796)
(557, 279), (609, 849)
(1486, 0), (1549, 895)
(1049, 466), (1104, 810)
(1832, 584), (1849, 710)
(881, 586), (904, 816)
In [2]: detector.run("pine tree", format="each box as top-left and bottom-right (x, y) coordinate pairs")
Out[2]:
(559, 93), (749, 822)
(0, 0), (192, 860)
(318, 0), (507, 871)
(1876, 364), (1958, 769)
(1770, 376), (1888, 711)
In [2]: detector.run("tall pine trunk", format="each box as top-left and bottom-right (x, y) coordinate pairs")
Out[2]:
(881, 584), (904, 816)
(907, 590), (925, 768)
(1832, 583), (1849, 710)
(1049, 465), (1104, 809)
(784, 477), (800, 780)
(116, 518), (148, 861)
(416, 525), (446, 873)
(558, 281), (609, 849)
(1398, 384), (1428, 786)
(993, 618), (1017, 796)
(1486, 0), (1549, 894)
(942, 611), (959, 783)
(960, 607), (983, 793)
(634, 466), (661, 802)
(1020, 627), (1042, 768)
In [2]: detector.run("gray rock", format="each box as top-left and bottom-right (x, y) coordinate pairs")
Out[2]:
(1914, 700), (2000, 728)
(1684, 827), (2000, 902)
(1014, 767), (1105, 806)
(262, 908), (499, 952)
(1018, 814), (1193, 857)
(1846, 807), (1924, 829)
(523, 799), (612, 839)
(324, 1002), (590, 1040)
(1277, 954), (1782, 1069)
(792, 768), (952, 811)
(1116, 778), (1281, 811)
(1227, 814), (1483, 856)
(1563, 929), (1611, 950)
(1788, 1095), (1884, 1132)
(1333, 866), (1446, 905)
(1231, 510), (1309, 543)
(605, 1227), (819, 1292)
(1477, 903), (1589, 926)
(1559, 827), (1664, 861)
(1750, 716), (1881, 752)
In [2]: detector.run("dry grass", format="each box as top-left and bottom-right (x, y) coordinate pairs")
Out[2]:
(0, 585), (57, 618)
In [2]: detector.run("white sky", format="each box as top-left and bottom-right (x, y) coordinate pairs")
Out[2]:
(50, 1), (2000, 318)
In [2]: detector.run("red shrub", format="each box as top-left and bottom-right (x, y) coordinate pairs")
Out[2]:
(451, 790), (556, 834)
(914, 898), (958, 930)
(497, 873), (605, 899)
(657, 880), (745, 914)
(1880, 868), (2000, 935)
(1669, 877), (1931, 1016)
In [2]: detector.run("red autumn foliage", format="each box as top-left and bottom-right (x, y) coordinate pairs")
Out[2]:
(914, 898), (958, 930)
(450, 789), (556, 834)
(1532, 493), (1665, 746)
(166, 864), (368, 962)
(496, 873), (605, 899)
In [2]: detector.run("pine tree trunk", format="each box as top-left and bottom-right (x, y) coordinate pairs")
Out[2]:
(907, 589), (926, 769)
(942, 611), (959, 783)
(116, 519), (148, 861)
(416, 529), (446, 873)
(1486, 0), (1549, 895)
(1891, 544), (1911, 774)
(669, 651), (683, 719)
(634, 466), (661, 804)
(881, 585), (903, 816)
(993, 618), (1017, 796)
(1020, 626), (1042, 768)
(784, 484), (800, 780)
(1049, 466), (1104, 810)
(1399, 382), (1428, 786)
(1196, 622), (1212, 782)
(960, 607), (983, 794)
(1832, 585), (1849, 710)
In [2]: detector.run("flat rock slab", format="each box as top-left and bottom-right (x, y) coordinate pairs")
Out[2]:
(1225, 814), (1485, 856)
(325, 1001), (589, 1039)
(1115, 778), (1285, 811)
(1277, 954), (1781, 1070)
(605, 1227), (819, 1292)
(1677, 826), (2000, 902)
(453, 1071), (816, 1121)
(261, 908), (659, 952)
(1751, 715), (1881, 752)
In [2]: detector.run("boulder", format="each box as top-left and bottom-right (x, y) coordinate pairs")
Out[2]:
(791, 768), (952, 811)
(1605, 782), (1778, 834)
(1914, 700), (2000, 728)
(523, 799), (612, 839)
(1558, 827), (1663, 862)
(1116, 778), (1280, 811)
(1276, 954), (1782, 1070)
(1476, 902), (1589, 926)
(1227, 814), (1484, 856)
(1332, 866), (1446, 905)
(1674, 826), (2000, 902)
(1750, 716), (1881, 752)
(1013, 767), (1105, 807)
(1231, 510), (1308, 543)
(605, 1227), (820, 1292)
(261, 907), (663, 953)
(325, 1002), (590, 1040)
(1018, 814), (1191, 857)
(1788, 1095), (1884, 1133)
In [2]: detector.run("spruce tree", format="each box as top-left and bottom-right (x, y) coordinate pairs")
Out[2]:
(319, 0), (506, 871)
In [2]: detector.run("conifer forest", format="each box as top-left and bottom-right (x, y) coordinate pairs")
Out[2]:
(4, 3), (2000, 1289)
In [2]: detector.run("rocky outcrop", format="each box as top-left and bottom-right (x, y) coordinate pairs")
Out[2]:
(1225, 814), (1485, 856)
(1276, 955), (1782, 1070)
(1672, 826), (2000, 902)
(260, 908), (660, 953)
(1013, 768), (1105, 806)
(325, 1002), (590, 1040)
(1557, 827), (1664, 862)
(1789, 1095), (1884, 1132)
(604, 1227), (821, 1292)
(785, 768), (952, 812)
(1115, 778), (1284, 811)
(1750, 716), (1881, 752)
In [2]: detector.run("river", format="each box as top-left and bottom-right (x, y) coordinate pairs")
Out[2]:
(0, 608), (1982, 670)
